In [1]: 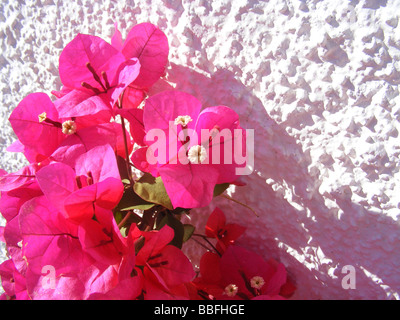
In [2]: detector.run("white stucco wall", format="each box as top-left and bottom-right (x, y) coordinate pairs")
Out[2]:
(1, 0), (399, 299)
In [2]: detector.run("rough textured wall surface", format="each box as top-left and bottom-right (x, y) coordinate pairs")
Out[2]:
(1, 0), (399, 299)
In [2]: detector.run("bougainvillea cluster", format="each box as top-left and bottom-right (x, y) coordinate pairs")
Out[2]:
(0, 22), (295, 300)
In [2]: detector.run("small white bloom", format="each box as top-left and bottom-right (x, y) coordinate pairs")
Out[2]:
(174, 115), (193, 127)
(38, 112), (47, 123)
(250, 275), (265, 290)
(187, 145), (207, 164)
(224, 284), (239, 297)
(62, 120), (77, 135)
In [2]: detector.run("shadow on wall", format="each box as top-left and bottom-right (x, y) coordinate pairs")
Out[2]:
(153, 62), (400, 299)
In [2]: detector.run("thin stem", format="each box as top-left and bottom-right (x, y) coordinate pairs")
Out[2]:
(221, 194), (259, 217)
(118, 211), (133, 229)
(117, 93), (133, 183)
(192, 233), (222, 257)
(120, 115), (133, 183)
(191, 237), (213, 252)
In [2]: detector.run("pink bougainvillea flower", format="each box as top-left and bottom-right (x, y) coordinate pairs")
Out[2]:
(88, 224), (144, 300)
(8, 92), (65, 161)
(205, 207), (246, 253)
(0, 161), (50, 193)
(78, 206), (127, 265)
(0, 259), (28, 300)
(195, 246), (295, 300)
(54, 33), (141, 118)
(36, 144), (124, 223)
(7, 92), (116, 167)
(135, 224), (195, 299)
(131, 90), (247, 209)
(18, 195), (93, 299)
(0, 182), (43, 275)
(112, 22), (169, 111)
(17, 195), (128, 300)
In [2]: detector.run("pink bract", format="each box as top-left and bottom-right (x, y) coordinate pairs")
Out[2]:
(205, 207), (246, 253)
(36, 144), (124, 223)
(136, 225), (195, 299)
(196, 246), (295, 300)
(115, 22), (169, 90)
(9, 92), (65, 160)
(56, 33), (141, 118)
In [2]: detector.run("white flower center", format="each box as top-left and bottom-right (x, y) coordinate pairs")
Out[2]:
(38, 112), (47, 123)
(174, 115), (193, 127)
(62, 120), (77, 135)
(224, 284), (238, 297)
(250, 275), (265, 290)
(187, 145), (207, 164)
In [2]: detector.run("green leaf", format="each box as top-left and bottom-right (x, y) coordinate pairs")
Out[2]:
(158, 212), (184, 249)
(114, 211), (123, 225)
(116, 185), (155, 212)
(133, 173), (173, 210)
(213, 183), (230, 197)
(183, 224), (195, 242)
(120, 203), (155, 211)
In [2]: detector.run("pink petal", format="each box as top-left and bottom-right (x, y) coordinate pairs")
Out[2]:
(78, 209), (126, 265)
(130, 147), (160, 177)
(74, 144), (121, 183)
(51, 86), (73, 99)
(0, 182), (42, 222)
(59, 33), (125, 90)
(262, 262), (287, 296)
(89, 274), (143, 300)
(9, 93), (65, 157)
(200, 251), (222, 284)
(50, 123), (122, 167)
(108, 58), (141, 106)
(0, 259), (27, 298)
(35, 162), (77, 214)
(120, 85), (146, 109)
(54, 89), (111, 118)
(0, 163), (41, 192)
(94, 177), (124, 210)
(6, 140), (47, 164)
(19, 196), (88, 276)
(122, 23), (169, 89)
(73, 110), (113, 130)
(143, 266), (190, 300)
(111, 22), (123, 51)
(205, 207), (227, 238)
(195, 106), (245, 183)
(63, 184), (97, 222)
(146, 245), (195, 288)
(144, 90), (201, 132)
(220, 246), (274, 297)
(158, 162), (218, 209)
(118, 226), (141, 280)
(136, 225), (174, 265)
(117, 108), (146, 146)
(219, 223), (246, 248)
